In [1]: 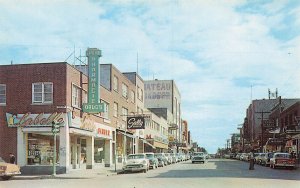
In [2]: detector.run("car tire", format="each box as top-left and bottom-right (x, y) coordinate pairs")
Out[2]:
(192, 161), (194, 164)
(143, 169), (147, 173)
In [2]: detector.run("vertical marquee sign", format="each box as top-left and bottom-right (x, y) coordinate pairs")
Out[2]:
(82, 48), (105, 113)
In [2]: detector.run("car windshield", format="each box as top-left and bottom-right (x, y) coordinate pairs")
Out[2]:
(128, 155), (145, 159)
(146, 154), (154, 159)
(154, 154), (162, 157)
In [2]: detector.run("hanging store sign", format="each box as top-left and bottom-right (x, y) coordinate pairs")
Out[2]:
(6, 112), (65, 127)
(127, 116), (145, 129)
(82, 48), (105, 113)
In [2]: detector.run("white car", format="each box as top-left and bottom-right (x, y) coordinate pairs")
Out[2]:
(191, 152), (206, 164)
(123, 154), (150, 173)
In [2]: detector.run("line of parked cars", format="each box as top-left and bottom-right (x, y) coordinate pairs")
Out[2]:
(122, 152), (191, 173)
(232, 152), (297, 170)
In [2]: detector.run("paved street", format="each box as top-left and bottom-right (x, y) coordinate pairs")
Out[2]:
(1, 159), (299, 188)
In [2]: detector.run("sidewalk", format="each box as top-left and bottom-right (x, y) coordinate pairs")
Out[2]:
(14, 163), (123, 180)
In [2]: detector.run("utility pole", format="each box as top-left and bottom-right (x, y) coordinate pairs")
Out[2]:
(255, 111), (270, 152)
(51, 121), (60, 176)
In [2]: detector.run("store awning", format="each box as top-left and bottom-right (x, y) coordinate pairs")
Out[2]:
(143, 139), (156, 149)
(153, 141), (168, 149)
(117, 130), (136, 139)
(69, 127), (94, 137)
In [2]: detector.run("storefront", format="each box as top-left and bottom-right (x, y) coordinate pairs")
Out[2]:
(6, 112), (115, 174)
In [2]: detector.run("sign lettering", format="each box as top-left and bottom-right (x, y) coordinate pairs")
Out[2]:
(127, 116), (145, 129)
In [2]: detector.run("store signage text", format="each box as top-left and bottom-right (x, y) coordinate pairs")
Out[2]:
(127, 116), (145, 129)
(145, 82), (172, 100)
(97, 128), (111, 137)
(82, 48), (105, 114)
(6, 112), (65, 127)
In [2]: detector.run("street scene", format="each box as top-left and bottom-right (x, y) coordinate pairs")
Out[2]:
(1, 1), (300, 188)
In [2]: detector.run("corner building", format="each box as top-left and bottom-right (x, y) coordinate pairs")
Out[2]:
(0, 62), (123, 174)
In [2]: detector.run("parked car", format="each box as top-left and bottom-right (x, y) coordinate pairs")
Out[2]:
(261, 152), (274, 166)
(123, 154), (150, 173)
(164, 153), (173, 164)
(254, 153), (264, 164)
(191, 152), (206, 164)
(145, 153), (159, 169)
(0, 157), (21, 180)
(154, 153), (168, 166)
(270, 152), (296, 169)
(170, 153), (177, 163)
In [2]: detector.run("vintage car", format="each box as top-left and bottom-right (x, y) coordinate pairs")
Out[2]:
(123, 154), (150, 173)
(145, 153), (159, 169)
(270, 152), (296, 169)
(0, 157), (21, 180)
(191, 152), (206, 164)
(260, 152), (274, 166)
(154, 153), (168, 166)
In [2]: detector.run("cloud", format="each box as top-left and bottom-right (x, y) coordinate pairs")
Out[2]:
(0, 0), (300, 153)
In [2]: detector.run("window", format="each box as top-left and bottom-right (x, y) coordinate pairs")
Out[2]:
(113, 76), (119, 92)
(72, 84), (81, 108)
(122, 107), (128, 121)
(101, 100), (109, 119)
(122, 83), (128, 98)
(113, 102), (118, 117)
(137, 86), (143, 102)
(0, 84), (6, 105)
(130, 90), (135, 103)
(82, 90), (88, 104)
(32, 83), (53, 104)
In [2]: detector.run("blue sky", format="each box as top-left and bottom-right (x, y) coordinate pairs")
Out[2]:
(1, 0), (300, 153)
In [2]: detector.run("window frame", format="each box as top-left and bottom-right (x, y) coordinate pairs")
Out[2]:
(32, 82), (53, 104)
(72, 84), (81, 108)
(113, 102), (118, 117)
(122, 83), (128, 99)
(0, 84), (6, 105)
(113, 75), (119, 92)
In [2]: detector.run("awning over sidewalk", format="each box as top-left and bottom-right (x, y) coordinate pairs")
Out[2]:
(143, 139), (156, 149)
(69, 127), (94, 137)
(117, 130), (136, 139)
(153, 141), (168, 149)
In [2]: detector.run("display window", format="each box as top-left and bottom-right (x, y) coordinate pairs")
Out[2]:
(94, 139), (105, 163)
(27, 133), (59, 165)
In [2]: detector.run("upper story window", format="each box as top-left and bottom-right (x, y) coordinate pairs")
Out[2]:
(137, 86), (143, 102)
(122, 83), (128, 98)
(113, 76), (119, 92)
(32, 82), (53, 104)
(122, 107), (128, 121)
(72, 84), (81, 108)
(130, 90), (135, 103)
(113, 102), (118, 117)
(0, 84), (6, 105)
(82, 90), (88, 104)
(101, 100), (109, 119)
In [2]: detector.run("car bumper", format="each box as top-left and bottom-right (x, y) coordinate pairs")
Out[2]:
(123, 164), (147, 172)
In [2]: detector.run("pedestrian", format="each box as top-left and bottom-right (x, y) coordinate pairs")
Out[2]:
(249, 151), (254, 170)
(9, 153), (16, 164)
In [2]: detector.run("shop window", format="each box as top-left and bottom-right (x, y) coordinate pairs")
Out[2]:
(94, 139), (105, 163)
(81, 139), (86, 164)
(32, 82), (53, 104)
(27, 133), (59, 165)
(0, 84), (6, 105)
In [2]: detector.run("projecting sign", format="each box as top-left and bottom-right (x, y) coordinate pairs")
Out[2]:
(82, 48), (105, 113)
(127, 116), (145, 129)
